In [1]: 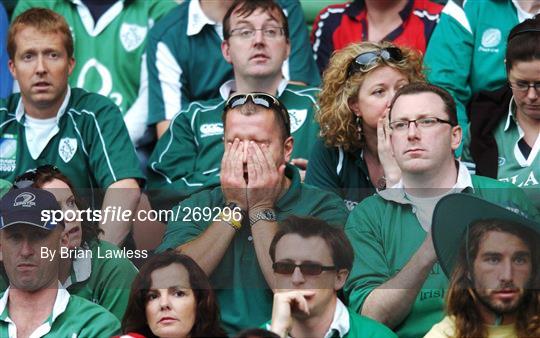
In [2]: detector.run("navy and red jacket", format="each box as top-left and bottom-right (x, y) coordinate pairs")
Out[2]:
(311, 0), (443, 73)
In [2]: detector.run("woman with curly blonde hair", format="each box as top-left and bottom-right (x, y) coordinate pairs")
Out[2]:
(305, 41), (425, 209)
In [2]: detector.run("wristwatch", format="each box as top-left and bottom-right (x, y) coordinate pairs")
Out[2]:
(249, 208), (277, 227)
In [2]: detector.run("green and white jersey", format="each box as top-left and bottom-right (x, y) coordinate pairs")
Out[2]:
(0, 287), (120, 337)
(13, 0), (177, 145)
(63, 240), (138, 321)
(147, 80), (319, 210)
(146, 0), (321, 124)
(344, 165), (538, 338)
(0, 88), (144, 196)
(157, 164), (349, 334)
(462, 99), (540, 209)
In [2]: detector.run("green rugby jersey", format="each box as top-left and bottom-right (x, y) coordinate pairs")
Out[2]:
(0, 88), (144, 195)
(0, 287), (120, 337)
(344, 171), (539, 338)
(146, 0), (321, 124)
(157, 164), (349, 334)
(147, 81), (319, 210)
(13, 0), (177, 145)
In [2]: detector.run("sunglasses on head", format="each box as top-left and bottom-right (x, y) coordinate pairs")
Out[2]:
(347, 47), (405, 78)
(224, 92), (291, 132)
(13, 165), (59, 189)
(272, 262), (337, 276)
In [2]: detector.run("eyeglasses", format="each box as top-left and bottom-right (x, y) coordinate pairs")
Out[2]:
(229, 27), (285, 40)
(224, 92), (290, 133)
(272, 262), (337, 276)
(347, 47), (404, 78)
(389, 117), (456, 132)
(508, 80), (540, 93)
(13, 165), (59, 189)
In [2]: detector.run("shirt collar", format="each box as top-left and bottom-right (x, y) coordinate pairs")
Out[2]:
(187, 0), (219, 36)
(504, 96), (518, 132)
(16, 87), (71, 125)
(378, 161), (474, 204)
(70, 0), (125, 36)
(275, 163), (302, 211)
(63, 243), (93, 288)
(347, 0), (413, 21)
(0, 284), (71, 328)
(324, 299), (350, 338)
(512, 0), (540, 21)
(219, 79), (289, 100)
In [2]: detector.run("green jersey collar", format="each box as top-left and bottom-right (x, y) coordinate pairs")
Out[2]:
(219, 79), (289, 100)
(16, 86), (71, 125)
(63, 243), (93, 289)
(0, 284), (70, 336)
(503, 96), (519, 132)
(378, 161), (474, 205)
(275, 163), (302, 212)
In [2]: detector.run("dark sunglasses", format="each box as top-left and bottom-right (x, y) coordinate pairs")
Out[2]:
(224, 92), (291, 133)
(347, 47), (405, 78)
(272, 262), (337, 276)
(13, 165), (60, 189)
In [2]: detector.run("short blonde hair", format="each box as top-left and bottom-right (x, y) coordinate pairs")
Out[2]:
(317, 41), (425, 151)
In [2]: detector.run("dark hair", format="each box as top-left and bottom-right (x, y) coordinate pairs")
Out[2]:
(506, 16), (540, 72)
(30, 168), (102, 245)
(222, 99), (291, 141)
(446, 219), (540, 337)
(223, 0), (290, 41)
(122, 251), (226, 338)
(389, 82), (458, 126)
(235, 328), (281, 338)
(269, 216), (353, 272)
(8, 8), (74, 60)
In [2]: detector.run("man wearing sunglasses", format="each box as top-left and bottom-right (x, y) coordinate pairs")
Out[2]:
(0, 188), (121, 336)
(156, 93), (348, 334)
(1, 9), (144, 246)
(266, 216), (396, 338)
(344, 82), (538, 338)
(147, 0), (321, 211)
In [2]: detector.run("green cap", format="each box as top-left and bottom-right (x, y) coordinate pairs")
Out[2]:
(432, 193), (540, 279)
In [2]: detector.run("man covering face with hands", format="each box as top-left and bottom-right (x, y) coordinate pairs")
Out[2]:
(156, 93), (348, 334)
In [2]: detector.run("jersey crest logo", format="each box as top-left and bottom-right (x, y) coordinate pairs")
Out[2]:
(120, 23), (147, 52)
(481, 28), (501, 49)
(200, 123), (224, 138)
(59, 138), (77, 163)
(288, 109), (308, 133)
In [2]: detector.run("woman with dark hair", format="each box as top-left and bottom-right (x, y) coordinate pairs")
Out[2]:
(3, 165), (139, 321)
(121, 251), (227, 338)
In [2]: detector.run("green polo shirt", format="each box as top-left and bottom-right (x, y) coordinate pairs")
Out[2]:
(0, 287), (120, 337)
(463, 100), (540, 209)
(305, 138), (375, 210)
(157, 164), (349, 334)
(344, 173), (538, 338)
(0, 88), (144, 200)
(146, 0), (320, 124)
(147, 81), (320, 210)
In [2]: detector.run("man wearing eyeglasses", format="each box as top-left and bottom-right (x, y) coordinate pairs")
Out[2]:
(343, 82), (538, 338)
(462, 17), (540, 210)
(147, 0), (321, 211)
(266, 216), (396, 338)
(156, 92), (348, 334)
(147, 0), (320, 139)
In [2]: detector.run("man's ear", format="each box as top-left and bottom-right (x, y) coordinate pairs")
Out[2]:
(221, 40), (232, 64)
(335, 269), (349, 291)
(450, 125), (462, 152)
(8, 59), (16, 79)
(283, 136), (294, 163)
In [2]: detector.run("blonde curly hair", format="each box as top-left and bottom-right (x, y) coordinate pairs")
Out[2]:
(317, 41), (425, 151)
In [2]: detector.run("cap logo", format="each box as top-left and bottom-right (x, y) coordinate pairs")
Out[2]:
(13, 192), (36, 207)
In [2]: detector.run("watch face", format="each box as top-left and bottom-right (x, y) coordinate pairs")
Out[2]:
(263, 209), (275, 219)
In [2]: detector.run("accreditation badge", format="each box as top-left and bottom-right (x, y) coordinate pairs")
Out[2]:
(0, 134), (17, 172)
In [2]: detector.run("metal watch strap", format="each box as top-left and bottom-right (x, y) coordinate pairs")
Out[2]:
(249, 208), (277, 227)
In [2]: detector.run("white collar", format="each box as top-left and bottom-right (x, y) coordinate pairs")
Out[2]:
(324, 299), (350, 338)
(70, 0), (124, 37)
(504, 97), (518, 132)
(0, 284), (71, 337)
(219, 78), (289, 100)
(187, 0), (219, 36)
(378, 161), (474, 204)
(16, 87), (71, 125)
(62, 244), (93, 289)
(511, 0), (540, 22)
